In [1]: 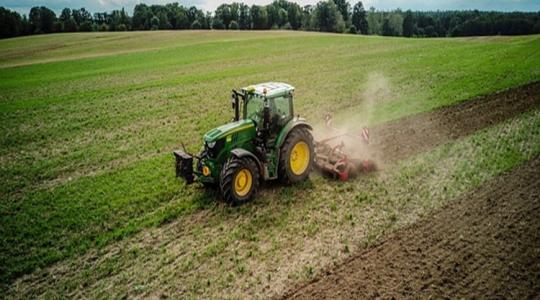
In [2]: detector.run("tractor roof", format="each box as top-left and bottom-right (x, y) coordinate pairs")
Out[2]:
(242, 82), (294, 98)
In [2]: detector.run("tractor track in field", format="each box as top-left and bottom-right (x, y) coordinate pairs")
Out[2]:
(282, 156), (540, 299)
(368, 81), (540, 164)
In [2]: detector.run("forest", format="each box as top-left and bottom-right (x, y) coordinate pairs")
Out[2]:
(1, 0), (539, 39)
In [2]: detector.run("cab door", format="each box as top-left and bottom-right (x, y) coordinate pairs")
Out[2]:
(269, 94), (293, 136)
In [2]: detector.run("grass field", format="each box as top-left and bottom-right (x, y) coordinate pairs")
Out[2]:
(1, 30), (539, 294)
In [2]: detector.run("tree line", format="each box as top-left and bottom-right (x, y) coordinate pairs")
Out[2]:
(1, 0), (539, 39)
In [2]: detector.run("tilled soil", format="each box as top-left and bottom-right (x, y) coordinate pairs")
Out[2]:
(370, 81), (540, 163)
(283, 157), (540, 299)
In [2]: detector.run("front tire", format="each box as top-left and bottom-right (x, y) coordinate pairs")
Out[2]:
(279, 127), (314, 184)
(220, 156), (259, 205)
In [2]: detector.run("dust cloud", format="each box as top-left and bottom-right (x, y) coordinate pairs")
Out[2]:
(312, 73), (391, 169)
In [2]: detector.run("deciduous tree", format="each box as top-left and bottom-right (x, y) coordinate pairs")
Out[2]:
(351, 1), (368, 34)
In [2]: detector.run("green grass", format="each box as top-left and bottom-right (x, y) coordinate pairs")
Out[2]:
(1, 31), (539, 286)
(7, 107), (540, 299)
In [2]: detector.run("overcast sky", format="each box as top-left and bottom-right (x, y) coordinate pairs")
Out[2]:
(1, 0), (539, 15)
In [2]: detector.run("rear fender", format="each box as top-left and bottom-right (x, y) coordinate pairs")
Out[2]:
(275, 117), (313, 149)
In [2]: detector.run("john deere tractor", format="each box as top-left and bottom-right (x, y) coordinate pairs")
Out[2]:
(174, 82), (314, 204)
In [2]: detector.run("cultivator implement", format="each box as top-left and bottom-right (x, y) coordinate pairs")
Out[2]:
(313, 114), (376, 181)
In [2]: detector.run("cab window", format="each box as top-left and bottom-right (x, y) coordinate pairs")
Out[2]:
(271, 96), (291, 120)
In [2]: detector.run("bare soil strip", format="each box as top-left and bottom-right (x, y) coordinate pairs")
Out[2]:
(283, 157), (540, 299)
(370, 81), (540, 163)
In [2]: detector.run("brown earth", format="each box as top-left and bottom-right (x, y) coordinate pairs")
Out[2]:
(369, 81), (540, 163)
(282, 156), (540, 299)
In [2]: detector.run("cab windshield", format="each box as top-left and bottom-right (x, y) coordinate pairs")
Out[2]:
(245, 95), (264, 124)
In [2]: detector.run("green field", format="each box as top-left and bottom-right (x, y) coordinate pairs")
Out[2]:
(1, 31), (539, 295)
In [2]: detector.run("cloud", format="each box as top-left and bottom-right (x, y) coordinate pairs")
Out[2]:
(200, 0), (540, 11)
(1, 0), (196, 14)
(98, 0), (131, 6)
(1, 0), (538, 15)
(175, 0), (540, 12)
(361, 0), (540, 11)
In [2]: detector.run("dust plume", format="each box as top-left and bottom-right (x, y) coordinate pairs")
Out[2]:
(312, 73), (392, 172)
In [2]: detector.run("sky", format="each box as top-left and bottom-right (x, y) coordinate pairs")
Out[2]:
(1, 0), (539, 15)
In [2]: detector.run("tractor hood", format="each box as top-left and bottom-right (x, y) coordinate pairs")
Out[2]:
(203, 119), (255, 142)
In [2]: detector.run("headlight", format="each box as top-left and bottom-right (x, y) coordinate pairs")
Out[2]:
(202, 166), (211, 176)
(207, 141), (216, 148)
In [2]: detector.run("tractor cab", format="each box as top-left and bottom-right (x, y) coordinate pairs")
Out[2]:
(232, 82), (295, 141)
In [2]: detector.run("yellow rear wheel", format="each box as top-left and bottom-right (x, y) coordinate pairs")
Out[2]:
(290, 141), (310, 175)
(279, 127), (314, 184)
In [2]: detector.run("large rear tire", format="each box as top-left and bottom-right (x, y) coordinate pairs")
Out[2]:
(279, 127), (314, 184)
(220, 156), (259, 205)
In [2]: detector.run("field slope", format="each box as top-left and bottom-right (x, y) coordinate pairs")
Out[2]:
(1, 31), (539, 295)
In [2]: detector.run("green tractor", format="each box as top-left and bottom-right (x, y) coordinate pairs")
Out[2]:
(174, 82), (314, 204)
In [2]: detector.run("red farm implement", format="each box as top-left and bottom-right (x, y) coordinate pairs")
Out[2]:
(313, 114), (376, 181)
